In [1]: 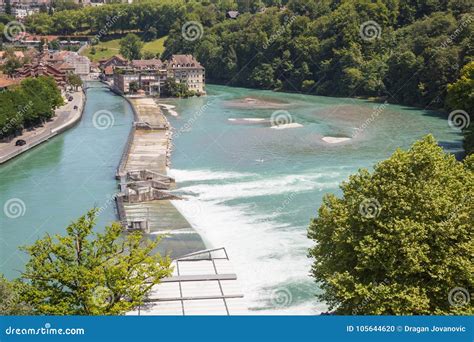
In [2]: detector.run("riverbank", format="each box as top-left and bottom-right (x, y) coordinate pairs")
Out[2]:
(116, 97), (206, 258)
(0, 89), (86, 165)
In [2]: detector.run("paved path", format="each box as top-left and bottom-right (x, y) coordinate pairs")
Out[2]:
(0, 90), (84, 164)
(124, 98), (170, 174)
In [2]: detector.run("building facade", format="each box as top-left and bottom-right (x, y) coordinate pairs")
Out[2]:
(112, 54), (205, 96)
(167, 55), (205, 94)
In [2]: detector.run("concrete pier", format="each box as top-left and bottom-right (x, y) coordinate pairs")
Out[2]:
(116, 97), (205, 258)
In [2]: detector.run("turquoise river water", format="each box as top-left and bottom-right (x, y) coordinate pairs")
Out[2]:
(0, 82), (463, 314)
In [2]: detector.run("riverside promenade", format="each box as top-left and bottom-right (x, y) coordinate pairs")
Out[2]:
(116, 97), (206, 257)
(0, 89), (85, 164)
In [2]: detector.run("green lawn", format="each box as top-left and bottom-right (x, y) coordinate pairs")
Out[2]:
(82, 36), (167, 62)
(143, 36), (167, 55)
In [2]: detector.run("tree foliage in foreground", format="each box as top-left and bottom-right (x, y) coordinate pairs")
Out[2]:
(0, 275), (34, 315)
(447, 61), (474, 155)
(308, 136), (474, 315)
(20, 209), (172, 315)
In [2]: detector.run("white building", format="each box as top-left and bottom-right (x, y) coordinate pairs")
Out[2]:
(10, 5), (40, 19)
(64, 52), (91, 76)
(167, 55), (205, 94)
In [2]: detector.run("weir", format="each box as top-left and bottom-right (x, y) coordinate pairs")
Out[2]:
(115, 97), (206, 257)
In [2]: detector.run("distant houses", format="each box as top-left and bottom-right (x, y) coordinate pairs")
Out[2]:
(0, 41), (91, 91)
(106, 54), (205, 96)
(14, 43), (90, 85)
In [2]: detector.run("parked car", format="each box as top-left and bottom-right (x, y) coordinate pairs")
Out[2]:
(15, 139), (26, 146)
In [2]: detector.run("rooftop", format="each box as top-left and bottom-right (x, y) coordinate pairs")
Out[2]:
(131, 59), (163, 69)
(0, 77), (20, 88)
(167, 54), (204, 69)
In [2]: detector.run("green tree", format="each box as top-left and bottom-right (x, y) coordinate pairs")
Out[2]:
(67, 74), (83, 91)
(2, 50), (22, 77)
(162, 78), (194, 97)
(446, 61), (474, 112)
(21, 209), (172, 315)
(4, 0), (11, 15)
(142, 50), (155, 60)
(0, 275), (34, 315)
(446, 61), (474, 155)
(39, 4), (48, 13)
(250, 63), (275, 89)
(119, 33), (144, 60)
(308, 135), (474, 315)
(129, 81), (139, 93)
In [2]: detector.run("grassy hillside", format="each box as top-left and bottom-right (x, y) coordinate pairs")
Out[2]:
(82, 36), (167, 62)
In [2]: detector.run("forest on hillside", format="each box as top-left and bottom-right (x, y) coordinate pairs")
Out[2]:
(15, 0), (474, 153)
(164, 0), (473, 153)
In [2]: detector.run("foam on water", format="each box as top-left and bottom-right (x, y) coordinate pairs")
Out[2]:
(172, 197), (319, 314)
(170, 168), (342, 314)
(169, 169), (256, 182)
(176, 173), (341, 202)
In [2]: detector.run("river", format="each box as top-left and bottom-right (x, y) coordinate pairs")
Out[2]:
(0, 83), (133, 279)
(0, 83), (463, 314)
(164, 85), (463, 314)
